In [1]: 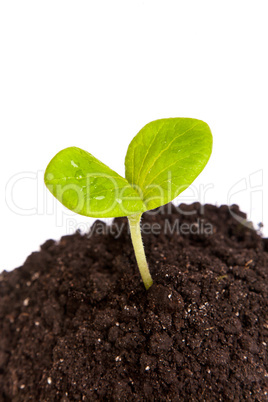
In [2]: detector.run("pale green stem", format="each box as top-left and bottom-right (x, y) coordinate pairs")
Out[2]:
(128, 213), (153, 290)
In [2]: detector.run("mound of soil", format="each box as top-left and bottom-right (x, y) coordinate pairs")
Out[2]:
(0, 203), (268, 401)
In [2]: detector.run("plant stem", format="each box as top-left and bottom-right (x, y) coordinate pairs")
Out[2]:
(128, 213), (153, 290)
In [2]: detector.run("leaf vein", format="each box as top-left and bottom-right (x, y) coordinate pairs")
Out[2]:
(139, 122), (200, 189)
(135, 121), (165, 185)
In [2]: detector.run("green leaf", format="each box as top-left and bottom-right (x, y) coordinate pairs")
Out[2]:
(125, 118), (213, 210)
(44, 147), (146, 218)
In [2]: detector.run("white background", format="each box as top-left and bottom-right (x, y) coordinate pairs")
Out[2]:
(1, 0), (267, 272)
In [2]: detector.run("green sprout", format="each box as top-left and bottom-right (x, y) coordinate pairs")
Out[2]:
(44, 118), (213, 290)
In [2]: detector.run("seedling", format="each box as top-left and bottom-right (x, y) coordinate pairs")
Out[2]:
(44, 118), (212, 289)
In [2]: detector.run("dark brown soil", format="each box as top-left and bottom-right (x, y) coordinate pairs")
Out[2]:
(1, 203), (268, 401)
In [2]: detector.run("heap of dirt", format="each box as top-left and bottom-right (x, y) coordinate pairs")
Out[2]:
(0, 203), (268, 401)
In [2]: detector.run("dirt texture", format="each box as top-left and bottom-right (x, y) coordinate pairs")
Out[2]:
(0, 203), (268, 401)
